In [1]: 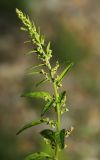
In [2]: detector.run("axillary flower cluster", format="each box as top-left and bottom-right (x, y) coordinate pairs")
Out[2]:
(16, 8), (74, 160)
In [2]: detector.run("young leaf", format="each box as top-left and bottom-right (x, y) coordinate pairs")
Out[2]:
(25, 50), (37, 55)
(16, 119), (45, 135)
(58, 91), (66, 104)
(41, 100), (54, 116)
(35, 32), (40, 43)
(21, 92), (52, 101)
(25, 152), (52, 160)
(41, 35), (45, 45)
(56, 62), (74, 85)
(27, 64), (45, 71)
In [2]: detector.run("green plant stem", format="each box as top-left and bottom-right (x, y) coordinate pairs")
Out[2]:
(53, 83), (61, 160)
(48, 65), (60, 160)
(53, 83), (60, 131)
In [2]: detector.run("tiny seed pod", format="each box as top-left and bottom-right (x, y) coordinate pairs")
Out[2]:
(65, 108), (69, 112)
(51, 124), (55, 128)
(44, 138), (50, 145)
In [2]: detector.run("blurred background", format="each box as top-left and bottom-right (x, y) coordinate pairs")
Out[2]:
(0, 0), (100, 160)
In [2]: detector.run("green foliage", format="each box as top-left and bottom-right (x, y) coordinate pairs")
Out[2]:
(40, 129), (55, 149)
(22, 91), (52, 101)
(56, 62), (73, 86)
(41, 99), (54, 116)
(58, 91), (66, 106)
(40, 129), (65, 150)
(16, 8), (74, 160)
(55, 129), (65, 149)
(36, 78), (48, 87)
(16, 119), (46, 135)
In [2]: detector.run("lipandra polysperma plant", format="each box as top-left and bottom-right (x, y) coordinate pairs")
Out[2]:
(16, 8), (74, 160)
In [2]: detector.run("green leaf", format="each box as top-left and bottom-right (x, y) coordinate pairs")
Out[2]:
(58, 91), (66, 104)
(36, 78), (48, 87)
(16, 119), (45, 135)
(40, 129), (65, 149)
(41, 35), (45, 45)
(60, 129), (65, 149)
(27, 64), (45, 71)
(40, 129), (55, 148)
(21, 92), (52, 101)
(57, 62), (74, 84)
(55, 129), (65, 149)
(25, 50), (37, 55)
(40, 129), (54, 140)
(41, 100), (54, 116)
(25, 152), (52, 160)
(35, 32), (40, 43)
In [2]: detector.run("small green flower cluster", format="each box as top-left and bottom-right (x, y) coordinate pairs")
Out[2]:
(16, 8), (52, 70)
